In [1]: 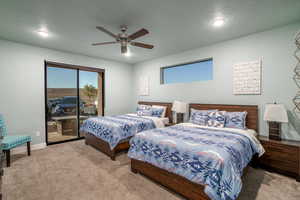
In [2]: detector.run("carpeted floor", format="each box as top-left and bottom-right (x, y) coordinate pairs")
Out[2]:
(2, 140), (300, 200)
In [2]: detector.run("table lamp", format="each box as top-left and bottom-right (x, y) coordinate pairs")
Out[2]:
(263, 103), (288, 140)
(172, 101), (187, 124)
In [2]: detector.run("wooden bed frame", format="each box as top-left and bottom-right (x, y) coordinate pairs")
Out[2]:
(131, 103), (259, 200)
(83, 101), (173, 160)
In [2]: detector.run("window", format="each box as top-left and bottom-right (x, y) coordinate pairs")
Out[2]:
(161, 58), (213, 84)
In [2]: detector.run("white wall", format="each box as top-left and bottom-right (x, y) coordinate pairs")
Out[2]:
(0, 39), (134, 144)
(132, 22), (300, 141)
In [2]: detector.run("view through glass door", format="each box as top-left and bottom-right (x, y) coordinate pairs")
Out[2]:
(79, 70), (103, 137)
(45, 62), (104, 144)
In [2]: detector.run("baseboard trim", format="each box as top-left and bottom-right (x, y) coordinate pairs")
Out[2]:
(11, 143), (47, 154)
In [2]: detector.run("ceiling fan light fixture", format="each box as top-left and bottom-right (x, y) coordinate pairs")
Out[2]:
(123, 50), (131, 57)
(93, 25), (154, 55)
(122, 45), (131, 57)
(121, 45), (127, 54)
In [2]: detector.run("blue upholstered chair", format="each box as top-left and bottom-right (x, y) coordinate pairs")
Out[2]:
(0, 114), (31, 167)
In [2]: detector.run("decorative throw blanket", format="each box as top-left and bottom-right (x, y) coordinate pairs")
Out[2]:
(128, 124), (264, 200)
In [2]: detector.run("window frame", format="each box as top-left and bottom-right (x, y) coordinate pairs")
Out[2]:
(160, 58), (213, 84)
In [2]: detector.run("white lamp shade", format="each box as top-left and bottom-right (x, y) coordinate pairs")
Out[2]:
(263, 104), (288, 123)
(172, 101), (187, 113)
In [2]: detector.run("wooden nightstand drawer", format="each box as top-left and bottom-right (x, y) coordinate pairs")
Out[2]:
(261, 142), (299, 162)
(260, 156), (298, 174)
(259, 136), (300, 180)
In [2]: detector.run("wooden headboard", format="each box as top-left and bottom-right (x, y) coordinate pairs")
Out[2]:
(189, 103), (258, 132)
(138, 101), (173, 122)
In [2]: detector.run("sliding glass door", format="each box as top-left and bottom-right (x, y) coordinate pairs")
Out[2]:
(79, 71), (103, 137)
(45, 62), (104, 145)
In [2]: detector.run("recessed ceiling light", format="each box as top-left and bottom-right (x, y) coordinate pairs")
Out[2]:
(37, 30), (49, 38)
(213, 17), (225, 27)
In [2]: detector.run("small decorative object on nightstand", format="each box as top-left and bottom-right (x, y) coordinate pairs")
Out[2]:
(258, 136), (300, 182)
(171, 101), (187, 124)
(263, 103), (288, 140)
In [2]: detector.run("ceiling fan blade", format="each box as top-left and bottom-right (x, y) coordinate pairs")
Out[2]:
(130, 42), (154, 49)
(128, 28), (149, 40)
(92, 41), (118, 46)
(96, 26), (118, 39)
(121, 45), (127, 54)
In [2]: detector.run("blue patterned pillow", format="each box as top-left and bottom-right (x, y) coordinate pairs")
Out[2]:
(136, 104), (151, 112)
(225, 111), (247, 129)
(151, 107), (164, 118)
(207, 111), (226, 128)
(189, 109), (218, 126)
(137, 109), (152, 116)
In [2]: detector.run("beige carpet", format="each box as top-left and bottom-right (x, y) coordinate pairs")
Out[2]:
(2, 140), (300, 200)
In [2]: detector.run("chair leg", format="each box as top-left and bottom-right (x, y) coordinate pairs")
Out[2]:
(4, 150), (10, 167)
(27, 142), (31, 156)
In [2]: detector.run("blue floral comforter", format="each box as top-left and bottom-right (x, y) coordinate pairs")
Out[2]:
(128, 124), (264, 200)
(80, 114), (156, 150)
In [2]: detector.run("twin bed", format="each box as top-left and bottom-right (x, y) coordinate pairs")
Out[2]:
(81, 102), (173, 160)
(81, 102), (264, 200)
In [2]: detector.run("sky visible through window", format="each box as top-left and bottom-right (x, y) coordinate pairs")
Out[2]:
(163, 59), (213, 84)
(47, 67), (98, 88)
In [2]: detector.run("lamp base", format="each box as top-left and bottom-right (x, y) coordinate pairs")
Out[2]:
(268, 122), (281, 141)
(176, 113), (184, 124)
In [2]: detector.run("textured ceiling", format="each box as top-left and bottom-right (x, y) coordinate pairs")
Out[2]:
(0, 0), (300, 64)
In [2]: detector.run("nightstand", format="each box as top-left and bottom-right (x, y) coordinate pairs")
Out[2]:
(258, 136), (300, 181)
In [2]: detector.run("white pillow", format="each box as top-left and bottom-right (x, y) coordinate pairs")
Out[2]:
(152, 105), (167, 118)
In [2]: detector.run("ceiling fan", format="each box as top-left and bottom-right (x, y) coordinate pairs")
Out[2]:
(92, 25), (154, 54)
